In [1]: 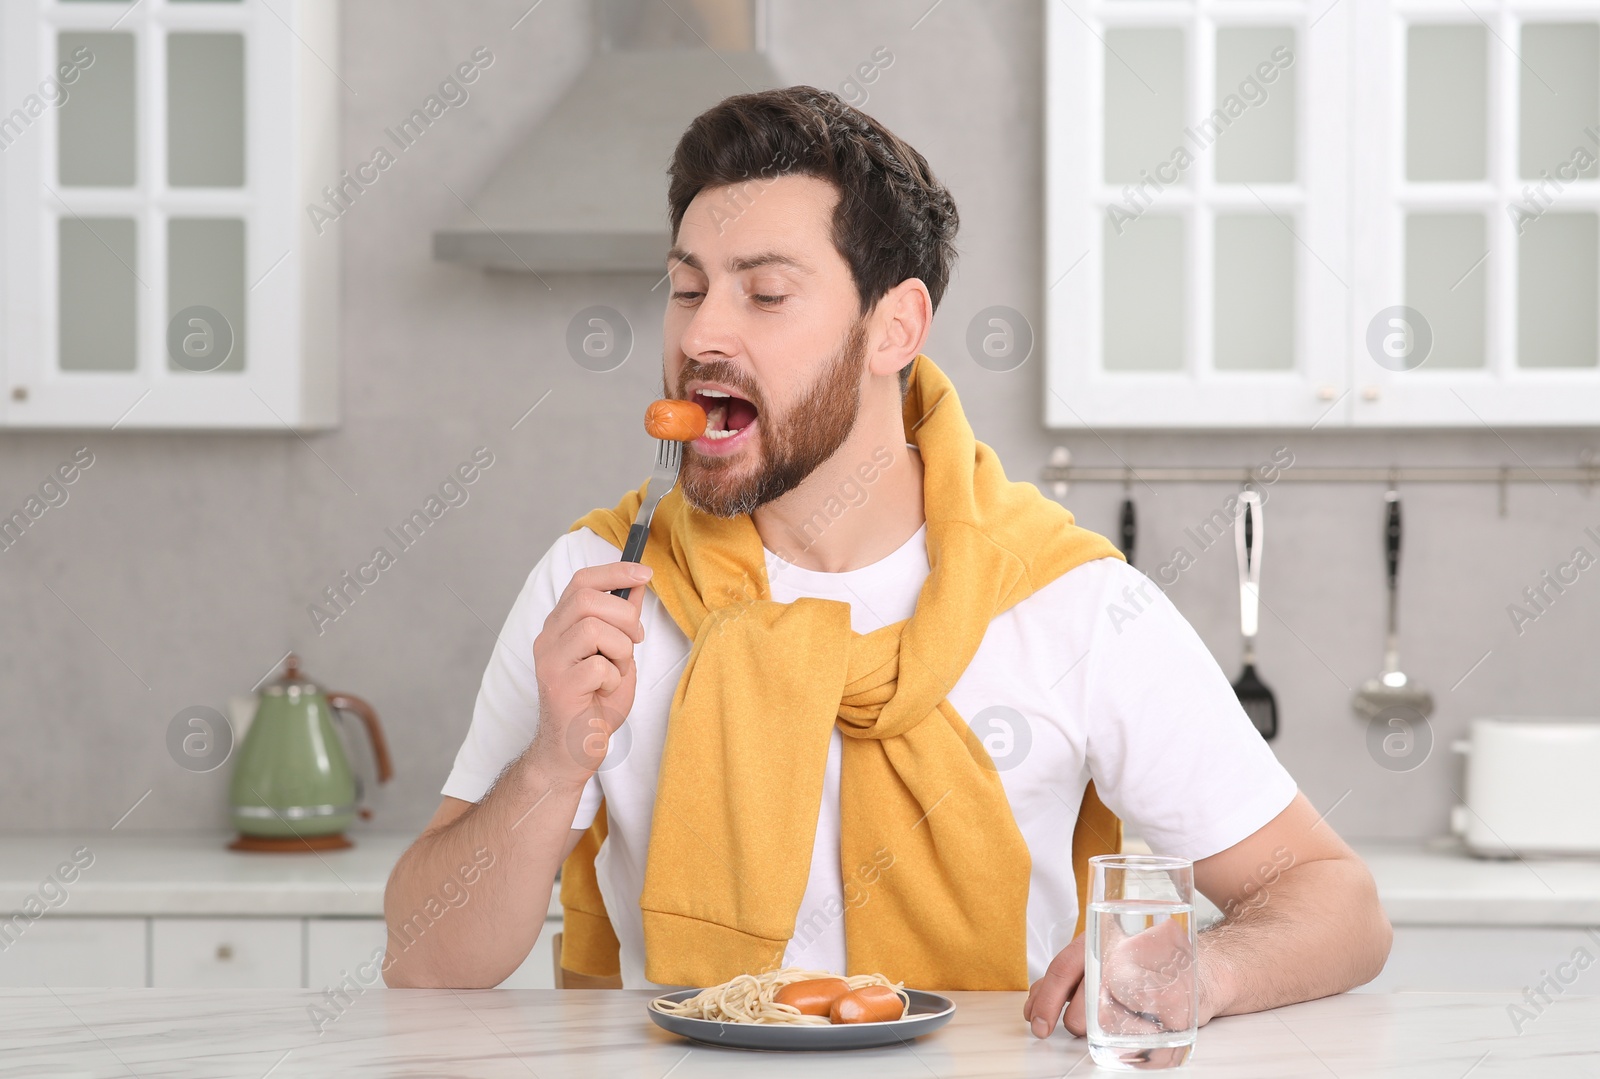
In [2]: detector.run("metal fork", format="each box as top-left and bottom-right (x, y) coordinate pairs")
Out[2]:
(609, 438), (683, 599)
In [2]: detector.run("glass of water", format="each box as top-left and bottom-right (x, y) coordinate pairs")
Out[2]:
(1085, 854), (1198, 1070)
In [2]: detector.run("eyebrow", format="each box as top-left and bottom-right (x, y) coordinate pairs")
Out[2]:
(666, 247), (814, 275)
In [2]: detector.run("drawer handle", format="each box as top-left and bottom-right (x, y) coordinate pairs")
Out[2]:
(216, 944), (234, 961)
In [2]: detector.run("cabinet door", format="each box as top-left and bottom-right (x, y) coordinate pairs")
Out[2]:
(0, 0), (337, 429)
(0, 917), (146, 987)
(1348, 3), (1600, 425)
(1045, 3), (1350, 428)
(308, 917), (560, 991)
(150, 917), (302, 989)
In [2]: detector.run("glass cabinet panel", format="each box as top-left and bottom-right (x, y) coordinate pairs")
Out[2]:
(1103, 214), (1185, 371)
(58, 33), (136, 187)
(1520, 24), (1599, 181)
(1519, 213), (1599, 368)
(167, 219), (246, 372)
(168, 33), (246, 188)
(1104, 28), (1186, 185)
(59, 218), (138, 371)
(1407, 25), (1487, 181)
(1214, 214), (1294, 370)
(1405, 213), (1486, 369)
(1214, 27), (1296, 184)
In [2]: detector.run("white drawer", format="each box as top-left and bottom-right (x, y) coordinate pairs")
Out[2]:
(150, 918), (303, 988)
(306, 918), (390, 993)
(308, 917), (560, 990)
(0, 917), (146, 987)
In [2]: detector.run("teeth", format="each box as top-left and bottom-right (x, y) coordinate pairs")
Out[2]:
(698, 402), (752, 442)
(694, 394), (753, 443)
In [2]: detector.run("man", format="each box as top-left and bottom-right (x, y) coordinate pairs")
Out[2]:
(383, 86), (1391, 1039)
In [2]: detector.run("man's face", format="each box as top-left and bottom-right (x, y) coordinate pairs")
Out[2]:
(663, 174), (871, 518)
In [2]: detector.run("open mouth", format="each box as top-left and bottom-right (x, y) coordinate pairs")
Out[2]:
(692, 388), (759, 441)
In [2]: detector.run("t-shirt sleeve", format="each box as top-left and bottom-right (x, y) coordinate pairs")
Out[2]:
(1074, 559), (1298, 861)
(440, 529), (605, 830)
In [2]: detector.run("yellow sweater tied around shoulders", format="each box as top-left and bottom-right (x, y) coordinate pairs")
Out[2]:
(560, 353), (1124, 991)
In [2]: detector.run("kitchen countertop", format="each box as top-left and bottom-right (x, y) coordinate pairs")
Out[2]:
(5, 988), (1594, 1078)
(1359, 838), (1600, 927)
(0, 832), (561, 919)
(3, 832), (1598, 925)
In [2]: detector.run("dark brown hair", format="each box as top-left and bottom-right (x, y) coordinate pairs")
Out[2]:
(667, 86), (959, 395)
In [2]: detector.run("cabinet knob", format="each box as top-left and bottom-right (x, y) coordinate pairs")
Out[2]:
(10, 387), (26, 402)
(1362, 385), (1380, 401)
(216, 944), (234, 961)
(1316, 384), (1336, 401)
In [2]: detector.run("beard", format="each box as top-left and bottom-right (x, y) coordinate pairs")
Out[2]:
(671, 317), (870, 519)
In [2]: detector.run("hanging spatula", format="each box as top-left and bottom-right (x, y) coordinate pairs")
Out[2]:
(1232, 490), (1278, 740)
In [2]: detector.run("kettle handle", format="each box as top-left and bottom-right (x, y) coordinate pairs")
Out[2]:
(327, 692), (394, 784)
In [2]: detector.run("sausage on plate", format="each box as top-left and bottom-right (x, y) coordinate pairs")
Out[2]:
(829, 985), (905, 1024)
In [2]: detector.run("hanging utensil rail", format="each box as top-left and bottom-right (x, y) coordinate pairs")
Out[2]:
(1039, 464), (1600, 485)
(1041, 450), (1600, 516)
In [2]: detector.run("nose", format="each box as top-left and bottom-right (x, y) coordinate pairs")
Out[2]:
(676, 280), (742, 363)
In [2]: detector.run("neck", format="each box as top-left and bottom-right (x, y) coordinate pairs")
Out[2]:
(752, 389), (925, 573)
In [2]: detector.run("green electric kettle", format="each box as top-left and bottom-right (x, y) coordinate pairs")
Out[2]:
(227, 654), (393, 852)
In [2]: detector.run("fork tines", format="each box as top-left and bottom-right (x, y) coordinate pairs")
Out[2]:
(656, 440), (682, 473)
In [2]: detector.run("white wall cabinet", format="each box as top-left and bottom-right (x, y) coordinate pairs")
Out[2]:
(0, 0), (340, 429)
(1347, 1), (1600, 426)
(1047, 2), (1349, 429)
(1045, 0), (1600, 428)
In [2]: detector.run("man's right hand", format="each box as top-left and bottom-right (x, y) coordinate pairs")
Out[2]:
(529, 560), (652, 787)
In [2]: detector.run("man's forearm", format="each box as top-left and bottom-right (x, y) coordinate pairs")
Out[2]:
(382, 755), (585, 988)
(1198, 856), (1392, 1021)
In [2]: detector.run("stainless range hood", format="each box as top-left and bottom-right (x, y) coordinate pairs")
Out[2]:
(433, 0), (779, 274)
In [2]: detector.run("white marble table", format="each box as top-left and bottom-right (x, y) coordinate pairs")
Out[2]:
(6, 988), (1596, 1078)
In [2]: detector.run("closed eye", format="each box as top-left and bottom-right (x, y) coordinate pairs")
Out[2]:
(753, 294), (788, 305)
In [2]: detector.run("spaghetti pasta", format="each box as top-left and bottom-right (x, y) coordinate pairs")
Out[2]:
(649, 968), (911, 1026)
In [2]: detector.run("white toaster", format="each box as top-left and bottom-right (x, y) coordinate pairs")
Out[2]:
(1451, 716), (1600, 857)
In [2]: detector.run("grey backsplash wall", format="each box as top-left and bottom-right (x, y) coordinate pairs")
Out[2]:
(3, 0), (1596, 841)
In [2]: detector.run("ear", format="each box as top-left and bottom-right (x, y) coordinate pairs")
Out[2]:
(866, 278), (933, 381)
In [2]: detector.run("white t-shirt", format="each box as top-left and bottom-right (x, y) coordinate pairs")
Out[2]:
(444, 514), (1298, 989)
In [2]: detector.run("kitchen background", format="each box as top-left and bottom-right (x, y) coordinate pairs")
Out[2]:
(2, 0), (1597, 855)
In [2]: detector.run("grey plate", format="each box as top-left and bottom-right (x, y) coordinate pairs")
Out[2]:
(647, 988), (956, 1051)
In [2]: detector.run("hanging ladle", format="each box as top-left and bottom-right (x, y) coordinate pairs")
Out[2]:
(1352, 487), (1435, 723)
